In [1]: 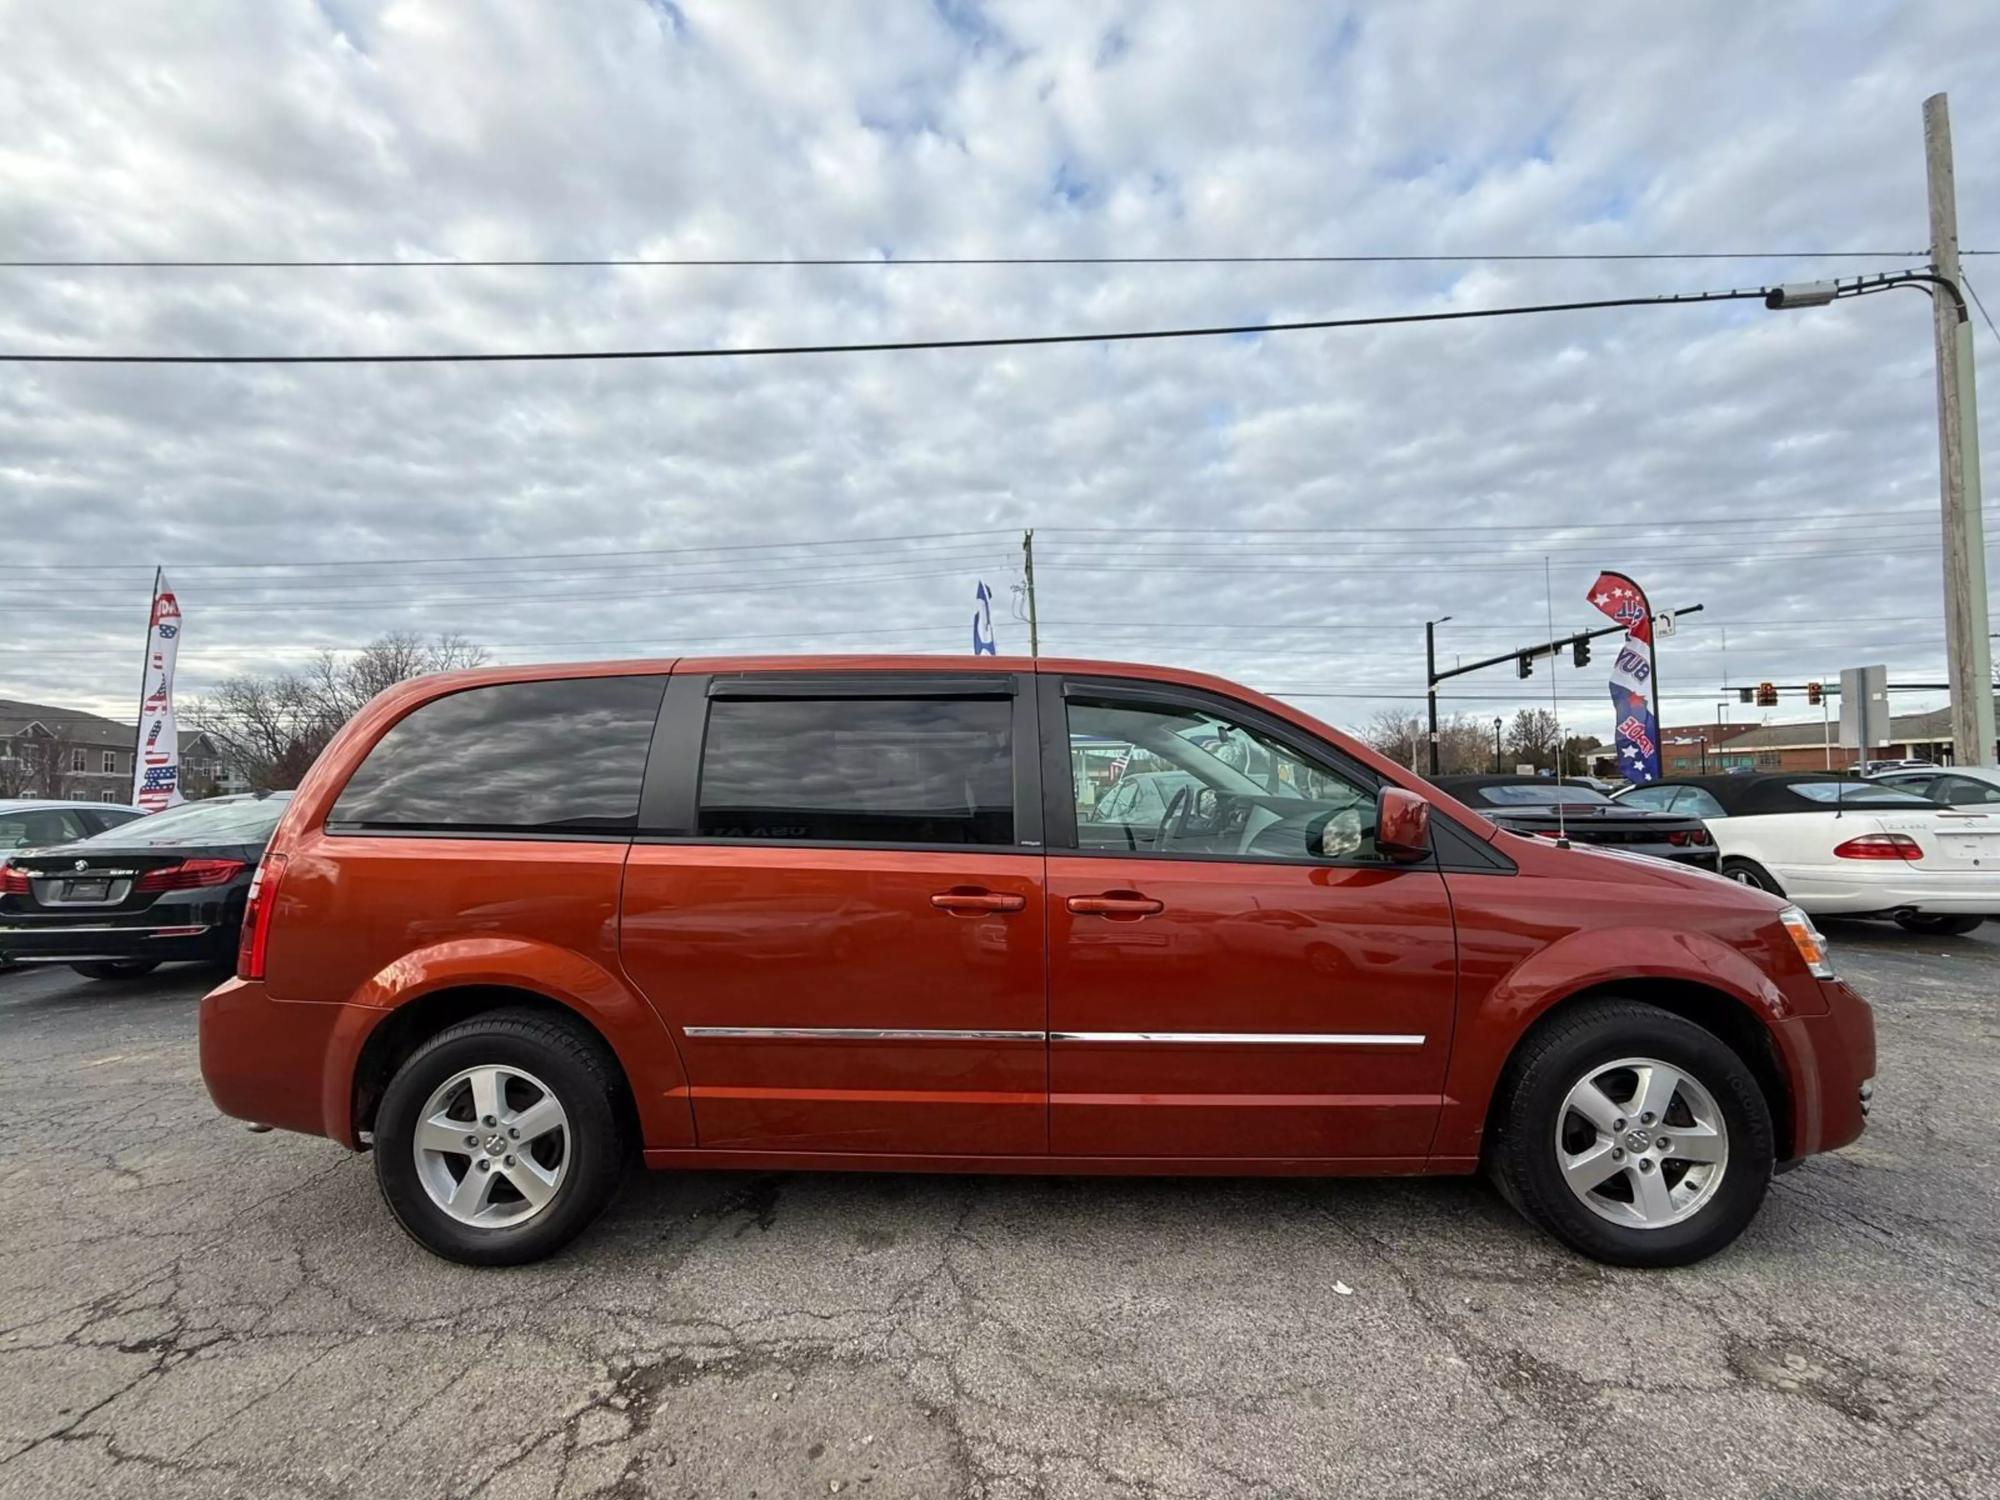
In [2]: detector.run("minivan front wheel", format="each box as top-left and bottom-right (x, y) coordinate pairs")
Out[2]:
(1489, 1000), (1773, 1267)
(373, 1009), (627, 1266)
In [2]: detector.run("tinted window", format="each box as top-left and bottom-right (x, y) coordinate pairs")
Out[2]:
(1934, 775), (2000, 807)
(0, 808), (90, 848)
(1675, 789), (1729, 819)
(94, 795), (292, 845)
(1067, 696), (1379, 861)
(1476, 784), (1612, 806)
(1614, 786), (1676, 811)
(1787, 781), (1934, 806)
(330, 676), (665, 834)
(697, 697), (1014, 845)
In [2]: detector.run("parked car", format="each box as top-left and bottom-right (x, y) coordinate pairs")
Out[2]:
(1613, 773), (1995, 934)
(199, 658), (1874, 1270)
(0, 798), (147, 855)
(1869, 764), (2000, 808)
(0, 793), (291, 978)
(1858, 758), (1938, 777)
(1432, 776), (1718, 871)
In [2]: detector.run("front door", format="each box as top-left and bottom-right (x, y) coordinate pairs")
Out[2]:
(619, 672), (1047, 1156)
(1043, 678), (1457, 1161)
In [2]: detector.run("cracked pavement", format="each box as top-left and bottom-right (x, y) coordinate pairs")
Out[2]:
(1, 927), (1995, 1499)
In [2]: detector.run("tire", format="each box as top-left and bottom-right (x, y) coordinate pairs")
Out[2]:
(373, 1008), (628, 1267)
(71, 960), (162, 981)
(1720, 858), (1783, 896)
(1487, 1000), (1774, 1268)
(1894, 912), (1984, 936)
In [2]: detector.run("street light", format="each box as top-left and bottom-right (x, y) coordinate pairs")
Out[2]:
(1493, 716), (1504, 774)
(1424, 615), (1453, 776)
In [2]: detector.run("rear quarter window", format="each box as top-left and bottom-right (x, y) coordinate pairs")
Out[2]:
(696, 696), (1014, 846)
(329, 676), (666, 834)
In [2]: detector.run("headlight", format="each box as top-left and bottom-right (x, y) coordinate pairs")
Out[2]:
(1779, 904), (1833, 979)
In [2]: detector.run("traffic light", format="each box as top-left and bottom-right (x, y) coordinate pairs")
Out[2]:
(1806, 681), (1823, 706)
(1572, 637), (1592, 668)
(1738, 687), (1754, 704)
(1515, 652), (1534, 679)
(1757, 681), (1778, 707)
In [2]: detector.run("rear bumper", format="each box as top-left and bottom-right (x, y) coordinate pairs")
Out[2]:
(1767, 864), (2000, 917)
(0, 921), (228, 964)
(1774, 977), (1877, 1159)
(200, 976), (360, 1142)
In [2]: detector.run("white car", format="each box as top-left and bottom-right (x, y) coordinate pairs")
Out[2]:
(1614, 773), (1996, 934)
(1869, 764), (2000, 808)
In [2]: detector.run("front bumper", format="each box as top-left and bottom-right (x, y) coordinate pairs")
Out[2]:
(1773, 976), (1877, 1159)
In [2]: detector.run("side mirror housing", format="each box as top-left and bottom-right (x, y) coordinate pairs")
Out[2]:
(1374, 786), (1432, 863)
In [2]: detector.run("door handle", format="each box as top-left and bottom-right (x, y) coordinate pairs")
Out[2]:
(1066, 892), (1165, 918)
(930, 889), (1026, 915)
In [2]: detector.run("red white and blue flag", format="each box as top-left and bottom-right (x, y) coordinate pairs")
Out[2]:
(132, 577), (184, 812)
(1586, 570), (1660, 785)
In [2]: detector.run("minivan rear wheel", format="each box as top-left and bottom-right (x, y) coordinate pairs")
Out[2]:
(1488, 1000), (1773, 1267)
(373, 1008), (627, 1266)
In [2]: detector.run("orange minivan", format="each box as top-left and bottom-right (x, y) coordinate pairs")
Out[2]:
(200, 656), (1875, 1267)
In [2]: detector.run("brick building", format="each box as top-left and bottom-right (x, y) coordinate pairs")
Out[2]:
(1658, 699), (1995, 775)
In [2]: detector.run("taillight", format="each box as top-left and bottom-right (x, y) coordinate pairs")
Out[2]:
(0, 865), (29, 896)
(134, 858), (245, 892)
(1833, 834), (1922, 861)
(236, 854), (287, 981)
(1667, 830), (1689, 846)
(1691, 828), (1712, 845)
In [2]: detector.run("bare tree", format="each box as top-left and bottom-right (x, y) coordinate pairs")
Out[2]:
(0, 729), (84, 799)
(1505, 708), (1563, 772)
(192, 632), (488, 791)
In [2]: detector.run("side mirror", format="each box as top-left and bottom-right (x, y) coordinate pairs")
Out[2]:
(1374, 786), (1432, 863)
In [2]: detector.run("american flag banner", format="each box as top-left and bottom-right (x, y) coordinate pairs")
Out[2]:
(1586, 570), (1661, 784)
(132, 575), (185, 812)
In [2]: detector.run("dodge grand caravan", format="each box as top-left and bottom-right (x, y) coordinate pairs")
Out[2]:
(198, 656), (1876, 1267)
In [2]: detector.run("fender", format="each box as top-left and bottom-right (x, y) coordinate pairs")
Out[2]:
(321, 934), (696, 1151)
(1432, 923), (1817, 1160)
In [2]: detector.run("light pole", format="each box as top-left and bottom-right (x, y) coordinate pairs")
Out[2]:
(1424, 615), (1453, 776)
(1493, 716), (1504, 774)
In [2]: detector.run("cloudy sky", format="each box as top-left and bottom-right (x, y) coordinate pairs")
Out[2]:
(2, 0), (1997, 759)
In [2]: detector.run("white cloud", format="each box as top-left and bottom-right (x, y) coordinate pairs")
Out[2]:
(0, 0), (1996, 757)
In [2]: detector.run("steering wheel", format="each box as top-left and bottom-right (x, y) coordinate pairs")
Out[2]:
(1158, 784), (1195, 851)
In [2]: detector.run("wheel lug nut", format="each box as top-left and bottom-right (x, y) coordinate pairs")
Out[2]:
(508, 1127), (520, 1140)
(1641, 1113), (1656, 1126)
(482, 1115), (497, 1127)
(1658, 1138), (1672, 1153)
(476, 1160), (490, 1172)
(1613, 1118), (1626, 1131)
(464, 1134), (478, 1147)
(1611, 1147), (1625, 1160)
(1638, 1159), (1654, 1173)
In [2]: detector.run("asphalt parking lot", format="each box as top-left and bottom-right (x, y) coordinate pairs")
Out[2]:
(0, 930), (1995, 1500)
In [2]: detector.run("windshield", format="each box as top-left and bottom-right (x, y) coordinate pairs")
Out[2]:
(86, 795), (292, 845)
(1787, 782), (1934, 806)
(1477, 784), (1612, 806)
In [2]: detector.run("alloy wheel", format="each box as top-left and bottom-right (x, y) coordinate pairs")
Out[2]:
(1554, 1056), (1729, 1229)
(412, 1064), (571, 1227)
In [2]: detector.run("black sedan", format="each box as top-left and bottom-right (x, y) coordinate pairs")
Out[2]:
(1433, 776), (1719, 871)
(0, 792), (290, 980)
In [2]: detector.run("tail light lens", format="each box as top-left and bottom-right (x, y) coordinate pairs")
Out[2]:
(236, 854), (287, 981)
(0, 865), (29, 896)
(1667, 830), (1689, 846)
(1833, 834), (1922, 861)
(134, 858), (245, 892)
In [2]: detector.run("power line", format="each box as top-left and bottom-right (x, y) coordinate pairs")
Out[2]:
(0, 526), (1017, 573)
(0, 283), (1799, 365)
(1963, 269), (2000, 351)
(0, 251), (1935, 271)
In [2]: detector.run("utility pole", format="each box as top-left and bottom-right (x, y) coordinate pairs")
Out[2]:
(1424, 618), (1442, 775)
(1020, 529), (1040, 658)
(1924, 93), (1995, 766)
